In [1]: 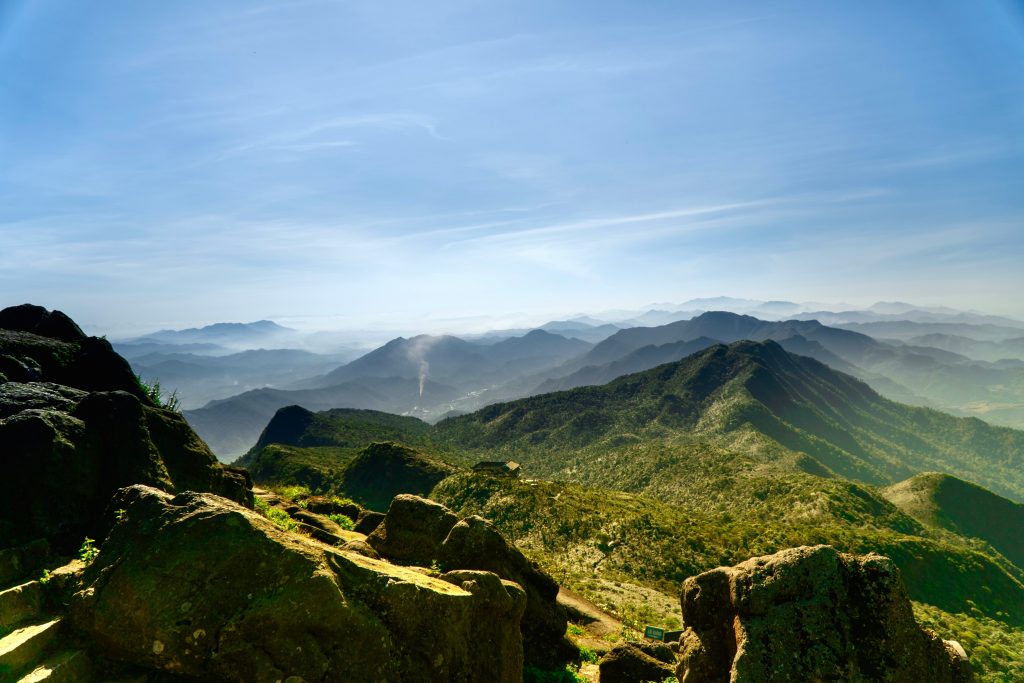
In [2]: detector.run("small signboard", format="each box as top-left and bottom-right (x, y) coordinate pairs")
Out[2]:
(643, 625), (665, 641)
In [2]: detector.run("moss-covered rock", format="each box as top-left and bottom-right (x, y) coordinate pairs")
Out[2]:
(598, 642), (675, 683)
(439, 515), (572, 668)
(368, 495), (572, 668)
(367, 494), (459, 566)
(676, 545), (974, 682)
(70, 485), (526, 682)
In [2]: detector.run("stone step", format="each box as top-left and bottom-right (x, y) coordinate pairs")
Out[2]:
(17, 649), (92, 683)
(0, 618), (63, 682)
(0, 583), (42, 635)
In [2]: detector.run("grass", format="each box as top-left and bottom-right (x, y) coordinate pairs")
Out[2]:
(254, 498), (299, 532)
(136, 375), (181, 412)
(431, 471), (1024, 679)
(328, 513), (355, 530)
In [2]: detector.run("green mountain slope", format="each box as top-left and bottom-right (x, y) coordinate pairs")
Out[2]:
(339, 441), (456, 511)
(433, 340), (1024, 502)
(883, 472), (1024, 569)
(233, 406), (433, 491)
(430, 472), (1024, 625)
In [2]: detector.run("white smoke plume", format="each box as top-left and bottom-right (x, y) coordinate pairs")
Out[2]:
(405, 335), (441, 401)
(418, 359), (429, 398)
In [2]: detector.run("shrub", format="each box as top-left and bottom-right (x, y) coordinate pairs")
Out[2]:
(255, 498), (299, 532)
(279, 485), (311, 502)
(328, 513), (355, 530)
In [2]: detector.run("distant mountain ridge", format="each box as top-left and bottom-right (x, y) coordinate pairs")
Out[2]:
(306, 329), (592, 390)
(434, 340), (1024, 502)
(185, 310), (1024, 458)
(128, 319), (297, 346)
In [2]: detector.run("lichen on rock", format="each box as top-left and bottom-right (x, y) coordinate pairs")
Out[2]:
(675, 544), (974, 683)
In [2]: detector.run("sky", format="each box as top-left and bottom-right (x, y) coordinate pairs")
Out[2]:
(1, 0), (1023, 336)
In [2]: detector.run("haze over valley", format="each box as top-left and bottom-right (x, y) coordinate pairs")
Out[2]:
(110, 298), (1024, 460)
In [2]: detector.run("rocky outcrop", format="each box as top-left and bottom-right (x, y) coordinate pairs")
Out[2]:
(0, 305), (251, 551)
(675, 545), (973, 683)
(598, 642), (676, 683)
(439, 514), (573, 668)
(367, 495), (571, 667)
(367, 494), (459, 565)
(70, 485), (527, 682)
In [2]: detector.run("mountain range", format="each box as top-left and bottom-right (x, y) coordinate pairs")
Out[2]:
(175, 311), (1024, 459)
(232, 337), (1024, 679)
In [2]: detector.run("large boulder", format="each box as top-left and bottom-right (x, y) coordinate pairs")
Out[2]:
(598, 642), (675, 683)
(439, 515), (572, 668)
(71, 485), (527, 683)
(368, 496), (571, 668)
(0, 305), (251, 550)
(675, 545), (973, 683)
(367, 493), (460, 565)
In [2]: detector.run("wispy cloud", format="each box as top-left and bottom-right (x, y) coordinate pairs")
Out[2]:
(208, 112), (445, 162)
(437, 201), (780, 249)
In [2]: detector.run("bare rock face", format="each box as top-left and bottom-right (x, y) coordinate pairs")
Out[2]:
(676, 545), (973, 683)
(0, 305), (251, 551)
(71, 485), (527, 683)
(368, 495), (572, 668)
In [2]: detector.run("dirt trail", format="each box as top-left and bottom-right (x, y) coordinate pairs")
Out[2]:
(558, 587), (621, 637)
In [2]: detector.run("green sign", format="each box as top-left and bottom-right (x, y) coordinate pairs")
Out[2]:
(644, 625), (665, 641)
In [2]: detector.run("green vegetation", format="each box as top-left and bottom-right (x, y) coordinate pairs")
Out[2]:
(432, 341), (1024, 502)
(280, 408), (432, 450)
(328, 513), (355, 530)
(136, 375), (181, 412)
(430, 471), (1024, 678)
(883, 472), (1024, 569)
(239, 444), (357, 493)
(523, 664), (587, 683)
(278, 485), (311, 502)
(431, 472), (1024, 621)
(78, 536), (99, 564)
(254, 498), (299, 532)
(914, 602), (1024, 682)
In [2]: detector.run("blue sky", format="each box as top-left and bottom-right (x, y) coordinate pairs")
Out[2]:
(1, 0), (1023, 335)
